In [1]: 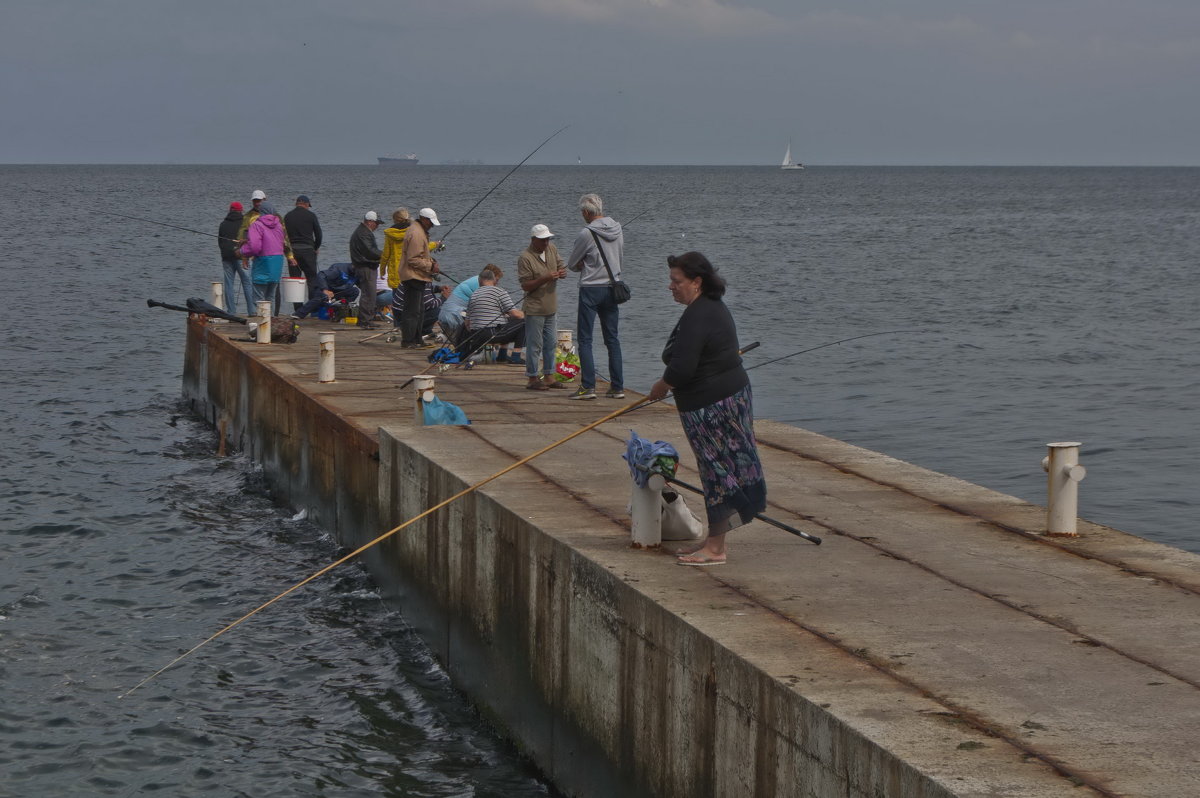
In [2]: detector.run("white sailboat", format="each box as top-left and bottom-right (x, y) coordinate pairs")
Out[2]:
(781, 140), (804, 170)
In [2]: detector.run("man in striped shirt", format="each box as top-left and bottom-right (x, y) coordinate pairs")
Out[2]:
(463, 268), (526, 364)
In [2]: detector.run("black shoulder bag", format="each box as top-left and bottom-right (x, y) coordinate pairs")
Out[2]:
(589, 230), (631, 304)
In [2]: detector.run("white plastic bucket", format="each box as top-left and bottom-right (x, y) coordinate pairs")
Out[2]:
(281, 277), (307, 303)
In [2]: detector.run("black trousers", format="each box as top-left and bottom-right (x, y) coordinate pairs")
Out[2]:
(399, 279), (427, 344)
(459, 319), (526, 357)
(353, 266), (377, 320)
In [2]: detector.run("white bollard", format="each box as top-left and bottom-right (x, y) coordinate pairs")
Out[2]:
(318, 332), (336, 383)
(1042, 441), (1087, 536)
(631, 471), (665, 548)
(556, 329), (574, 353)
(256, 300), (272, 344)
(413, 375), (436, 425)
(211, 281), (226, 312)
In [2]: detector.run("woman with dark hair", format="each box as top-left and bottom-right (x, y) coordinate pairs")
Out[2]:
(647, 252), (766, 565)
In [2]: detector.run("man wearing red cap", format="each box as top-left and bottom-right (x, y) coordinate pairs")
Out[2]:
(218, 201), (254, 313)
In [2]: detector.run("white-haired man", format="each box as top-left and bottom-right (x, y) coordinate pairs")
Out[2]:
(565, 193), (625, 400)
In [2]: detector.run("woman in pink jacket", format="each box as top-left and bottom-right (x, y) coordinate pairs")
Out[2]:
(240, 202), (287, 314)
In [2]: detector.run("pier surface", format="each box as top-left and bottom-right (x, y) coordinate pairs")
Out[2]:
(185, 318), (1200, 798)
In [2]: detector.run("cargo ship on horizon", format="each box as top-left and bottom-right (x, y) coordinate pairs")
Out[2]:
(377, 153), (419, 166)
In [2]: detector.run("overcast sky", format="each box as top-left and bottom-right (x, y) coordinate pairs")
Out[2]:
(3, 0), (1198, 165)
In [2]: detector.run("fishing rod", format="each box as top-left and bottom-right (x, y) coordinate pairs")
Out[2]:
(387, 287), (531, 388)
(120, 395), (649, 698)
(100, 210), (236, 242)
(635, 466), (820, 545)
(437, 125), (570, 246)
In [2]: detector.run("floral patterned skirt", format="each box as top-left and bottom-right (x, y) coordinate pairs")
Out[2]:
(678, 384), (767, 530)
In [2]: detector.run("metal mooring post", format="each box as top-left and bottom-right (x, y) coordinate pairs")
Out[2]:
(318, 332), (336, 383)
(631, 470), (665, 548)
(255, 301), (272, 344)
(211, 281), (226, 312)
(413, 375), (436, 425)
(1042, 441), (1086, 536)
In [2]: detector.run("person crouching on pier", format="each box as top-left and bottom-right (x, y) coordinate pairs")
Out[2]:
(647, 252), (766, 566)
(240, 202), (287, 316)
(292, 262), (360, 319)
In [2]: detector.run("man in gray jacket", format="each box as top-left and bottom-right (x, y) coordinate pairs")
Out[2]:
(565, 193), (625, 400)
(349, 210), (383, 329)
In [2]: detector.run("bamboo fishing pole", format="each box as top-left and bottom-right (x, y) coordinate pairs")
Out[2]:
(121, 395), (649, 697)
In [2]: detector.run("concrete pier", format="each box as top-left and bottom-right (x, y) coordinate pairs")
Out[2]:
(183, 317), (1200, 798)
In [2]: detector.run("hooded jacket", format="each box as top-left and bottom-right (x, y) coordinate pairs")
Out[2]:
(241, 213), (286, 257)
(566, 216), (624, 287)
(380, 222), (411, 289)
(218, 210), (243, 259)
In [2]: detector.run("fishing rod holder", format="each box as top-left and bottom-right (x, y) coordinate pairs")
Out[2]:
(318, 333), (336, 383)
(1042, 442), (1086, 536)
(413, 375), (437, 425)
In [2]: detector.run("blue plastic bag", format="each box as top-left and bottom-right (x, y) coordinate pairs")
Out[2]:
(422, 396), (470, 426)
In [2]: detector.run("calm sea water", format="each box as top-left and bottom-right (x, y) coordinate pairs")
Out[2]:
(2, 164), (1197, 795)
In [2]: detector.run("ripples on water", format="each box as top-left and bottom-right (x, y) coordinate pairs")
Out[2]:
(1, 405), (550, 797)
(1, 164), (1197, 795)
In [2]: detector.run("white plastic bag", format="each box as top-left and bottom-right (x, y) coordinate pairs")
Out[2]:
(661, 491), (704, 541)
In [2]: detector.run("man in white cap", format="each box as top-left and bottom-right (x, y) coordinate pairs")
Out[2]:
(349, 210), (384, 329)
(517, 223), (567, 390)
(396, 207), (442, 347)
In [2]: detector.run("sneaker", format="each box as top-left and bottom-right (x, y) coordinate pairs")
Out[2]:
(568, 387), (597, 400)
(508, 354), (525, 366)
(605, 388), (626, 399)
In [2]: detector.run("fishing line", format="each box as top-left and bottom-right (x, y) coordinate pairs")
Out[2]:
(616, 330), (931, 416)
(100, 210), (236, 241)
(120, 395), (648, 698)
(743, 329), (930, 373)
(437, 125), (570, 246)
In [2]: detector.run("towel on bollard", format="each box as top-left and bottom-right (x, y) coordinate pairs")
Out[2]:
(622, 430), (679, 487)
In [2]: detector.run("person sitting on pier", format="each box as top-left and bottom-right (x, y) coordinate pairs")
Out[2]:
(461, 268), (526, 365)
(438, 264), (503, 340)
(292, 262), (359, 319)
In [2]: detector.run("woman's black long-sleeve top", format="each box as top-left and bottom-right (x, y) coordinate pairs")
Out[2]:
(661, 295), (748, 413)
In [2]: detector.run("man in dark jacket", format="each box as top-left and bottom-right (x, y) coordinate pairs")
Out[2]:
(293, 262), (360, 319)
(218, 202), (254, 314)
(284, 195), (322, 312)
(349, 211), (383, 329)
